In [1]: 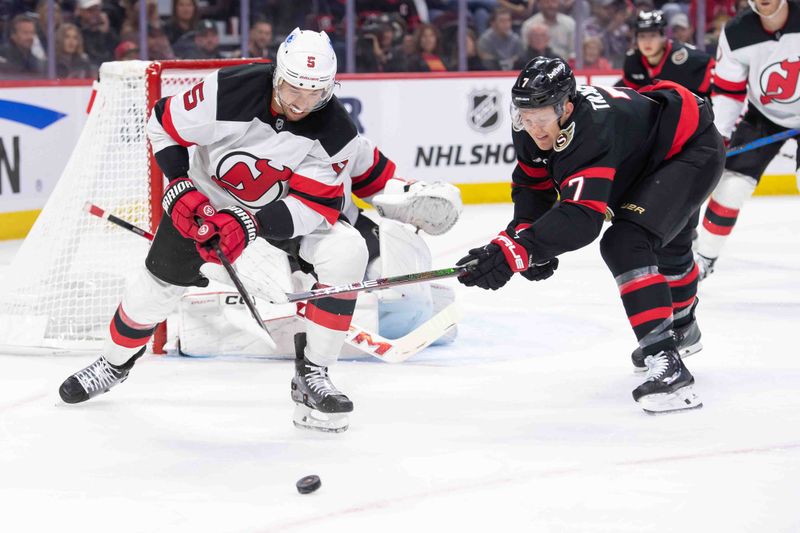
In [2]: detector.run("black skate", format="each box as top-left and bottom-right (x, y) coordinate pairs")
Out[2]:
(632, 349), (702, 414)
(631, 320), (702, 372)
(291, 333), (353, 433)
(58, 349), (143, 404)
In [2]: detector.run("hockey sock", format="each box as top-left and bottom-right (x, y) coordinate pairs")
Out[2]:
(697, 170), (757, 259)
(303, 283), (358, 367)
(663, 262), (699, 328)
(601, 221), (675, 355)
(106, 304), (157, 366)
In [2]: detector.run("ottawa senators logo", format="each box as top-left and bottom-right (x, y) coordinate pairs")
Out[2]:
(553, 122), (575, 152)
(212, 151), (292, 208)
(760, 59), (800, 105)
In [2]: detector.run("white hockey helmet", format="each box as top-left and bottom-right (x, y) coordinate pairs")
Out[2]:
(274, 27), (337, 112)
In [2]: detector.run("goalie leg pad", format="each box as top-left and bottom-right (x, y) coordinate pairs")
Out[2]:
(372, 179), (463, 235)
(696, 170), (757, 259)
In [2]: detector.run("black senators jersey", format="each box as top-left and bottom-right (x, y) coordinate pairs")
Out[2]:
(712, 2), (800, 137)
(510, 82), (714, 260)
(622, 40), (714, 98)
(147, 62), (388, 240)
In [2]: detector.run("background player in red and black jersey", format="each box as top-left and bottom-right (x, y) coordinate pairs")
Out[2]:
(457, 57), (725, 414)
(621, 11), (715, 99)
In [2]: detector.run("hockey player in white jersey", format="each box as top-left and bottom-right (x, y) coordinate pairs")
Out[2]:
(695, 0), (800, 279)
(57, 28), (459, 433)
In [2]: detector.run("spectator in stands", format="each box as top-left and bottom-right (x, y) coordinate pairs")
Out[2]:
(514, 23), (559, 69)
(242, 19), (275, 59)
(448, 28), (487, 71)
(114, 39), (139, 60)
(577, 35), (612, 69)
(357, 21), (399, 72)
(0, 14), (45, 76)
(478, 8), (523, 70)
(163, 0), (199, 45)
(120, 0), (161, 42)
(33, 0), (63, 62)
(584, 0), (631, 67)
(406, 23), (448, 72)
(501, 0), (537, 27)
(56, 22), (94, 78)
(520, 0), (576, 60)
(668, 13), (693, 44)
(75, 0), (118, 67)
(180, 19), (222, 59)
(147, 25), (175, 60)
(385, 32), (416, 72)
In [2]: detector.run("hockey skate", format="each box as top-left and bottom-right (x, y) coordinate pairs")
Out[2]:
(291, 333), (353, 433)
(632, 349), (702, 414)
(631, 313), (702, 372)
(58, 348), (144, 404)
(695, 253), (717, 281)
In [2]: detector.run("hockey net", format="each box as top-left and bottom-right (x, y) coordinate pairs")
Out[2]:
(0, 59), (265, 353)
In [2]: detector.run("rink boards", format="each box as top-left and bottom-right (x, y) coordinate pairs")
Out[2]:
(0, 71), (796, 240)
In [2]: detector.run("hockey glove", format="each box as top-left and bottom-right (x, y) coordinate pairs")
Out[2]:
(521, 258), (559, 282)
(195, 206), (258, 264)
(162, 177), (216, 240)
(456, 243), (513, 290)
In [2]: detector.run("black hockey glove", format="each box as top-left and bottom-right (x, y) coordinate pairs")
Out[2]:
(456, 243), (513, 290)
(520, 258), (559, 282)
(457, 230), (531, 290)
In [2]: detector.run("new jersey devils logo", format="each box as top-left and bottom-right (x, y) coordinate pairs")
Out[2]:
(760, 59), (800, 105)
(213, 152), (292, 208)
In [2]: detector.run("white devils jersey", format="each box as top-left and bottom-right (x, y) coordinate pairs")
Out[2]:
(147, 63), (363, 238)
(712, 2), (800, 137)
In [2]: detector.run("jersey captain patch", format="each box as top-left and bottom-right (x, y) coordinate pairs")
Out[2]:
(212, 152), (292, 209)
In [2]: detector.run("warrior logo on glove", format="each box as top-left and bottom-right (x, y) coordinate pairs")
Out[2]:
(213, 152), (293, 209)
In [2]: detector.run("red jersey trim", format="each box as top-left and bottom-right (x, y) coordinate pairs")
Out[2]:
(641, 40), (672, 79)
(289, 173), (344, 199)
(618, 272), (667, 296)
(645, 81), (700, 159)
(161, 97), (194, 148)
(622, 77), (643, 89)
(667, 264), (699, 288)
(698, 59), (715, 94)
(707, 198), (740, 218)
(563, 198), (608, 215)
(518, 161), (549, 178)
(565, 167), (616, 181)
(702, 217), (735, 236)
(289, 194), (341, 225)
(352, 148), (380, 184)
(109, 319), (151, 349)
(714, 75), (747, 93)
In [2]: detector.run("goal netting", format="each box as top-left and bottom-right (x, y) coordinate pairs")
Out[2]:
(0, 59), (262, 352)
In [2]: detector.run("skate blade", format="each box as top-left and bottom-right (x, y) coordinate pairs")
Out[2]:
(292, 404), (349, 433)
(638, 385), (703, 415)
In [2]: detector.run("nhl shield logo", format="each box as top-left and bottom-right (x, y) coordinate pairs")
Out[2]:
(467, 89), (502, 133)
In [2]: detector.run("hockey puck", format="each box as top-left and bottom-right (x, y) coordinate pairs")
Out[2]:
(296, 475), (321, 494)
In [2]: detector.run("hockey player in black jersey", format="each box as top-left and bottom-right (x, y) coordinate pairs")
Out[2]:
(457, 57), (725, 414)
(621, 10), (715, 99)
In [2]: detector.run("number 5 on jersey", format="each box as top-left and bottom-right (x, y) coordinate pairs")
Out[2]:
(184, 82), (205, 111)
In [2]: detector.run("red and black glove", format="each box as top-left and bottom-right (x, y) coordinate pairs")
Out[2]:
(504, 221), (559, 282)
(162, 177), (216, 240)
(456, 230), (531, 290)
(195, 206), (258, 264)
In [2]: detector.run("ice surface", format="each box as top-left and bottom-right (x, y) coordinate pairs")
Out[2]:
(1, 199), (799, 533)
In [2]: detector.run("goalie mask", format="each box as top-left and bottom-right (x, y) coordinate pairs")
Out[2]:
(274, 27), (337, 114)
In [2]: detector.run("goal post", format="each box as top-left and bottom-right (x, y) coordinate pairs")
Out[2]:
(0, 59), (267, 354)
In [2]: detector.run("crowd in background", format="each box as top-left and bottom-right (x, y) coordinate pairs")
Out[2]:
(0, 0), (748, 79)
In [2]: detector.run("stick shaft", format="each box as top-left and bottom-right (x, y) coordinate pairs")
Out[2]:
(211, 240), (269, 333)
(727, 128), (799, 157)
(84, 202), (155, 241)
(286, 266), (470, 303)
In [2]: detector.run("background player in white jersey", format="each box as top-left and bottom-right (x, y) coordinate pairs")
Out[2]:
(56, 28), (422, 433)
(695, 0), (800, 279)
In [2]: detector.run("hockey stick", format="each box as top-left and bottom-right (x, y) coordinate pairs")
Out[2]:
(727, 128), (799, 157)
(85, 202), (461, 361)
(209, 240), (270, 334)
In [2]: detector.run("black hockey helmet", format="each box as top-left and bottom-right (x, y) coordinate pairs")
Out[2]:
(511, 57), (577, 110)
(634, 10), (666, 34)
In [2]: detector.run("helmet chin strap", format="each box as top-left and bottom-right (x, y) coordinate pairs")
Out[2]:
(747, 0), (787, 18)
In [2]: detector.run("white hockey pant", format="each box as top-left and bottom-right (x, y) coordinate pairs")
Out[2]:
(299, 221), (369, 367)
